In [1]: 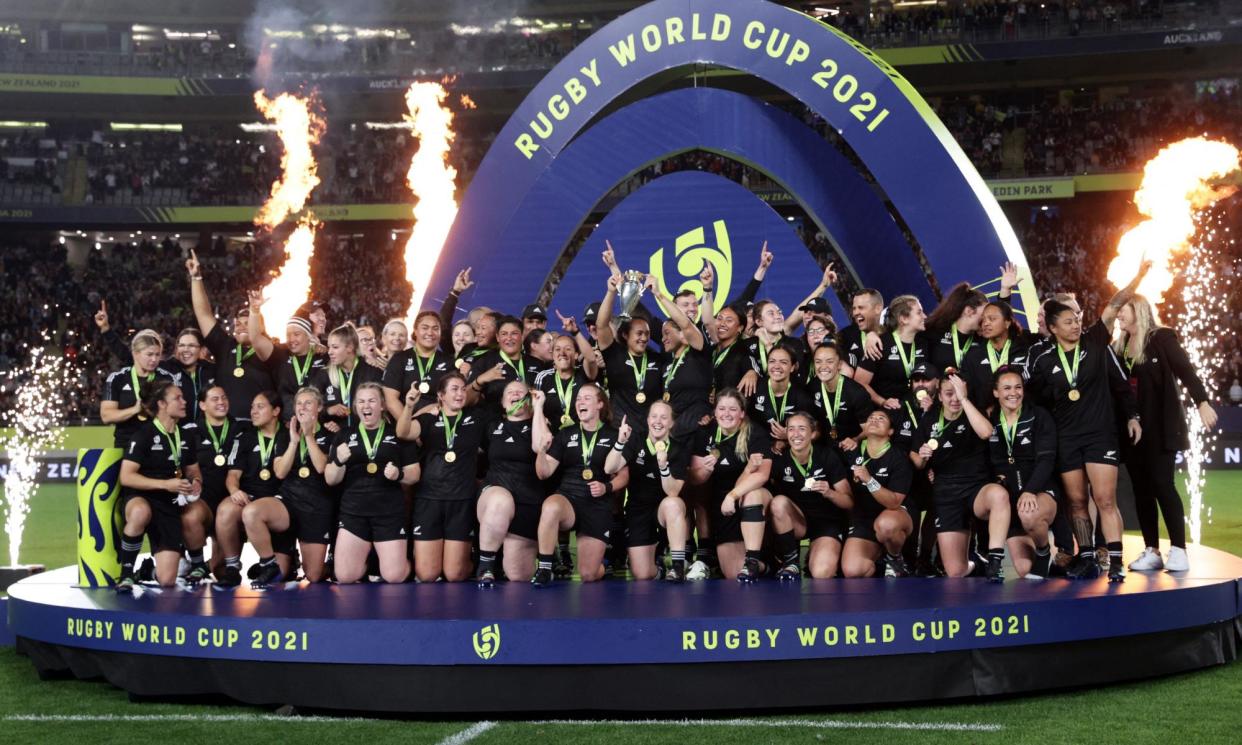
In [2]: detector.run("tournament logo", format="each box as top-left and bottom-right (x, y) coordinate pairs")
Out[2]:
(648, 219), (733, 317)
(472, 623), (501, 660)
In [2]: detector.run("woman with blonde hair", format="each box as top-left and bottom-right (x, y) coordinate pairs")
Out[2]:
(101, 329), (174, 448)
(1112, 291), (1216, 572)
(311, 324), (382, 432)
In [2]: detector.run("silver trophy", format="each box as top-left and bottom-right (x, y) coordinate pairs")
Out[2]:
(617, 270), (647, 320)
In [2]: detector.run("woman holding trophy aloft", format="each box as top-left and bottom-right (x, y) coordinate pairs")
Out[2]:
(596, 266), (662, 430)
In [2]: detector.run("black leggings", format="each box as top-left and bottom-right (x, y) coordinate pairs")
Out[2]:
(1124, 443), (1185, 549)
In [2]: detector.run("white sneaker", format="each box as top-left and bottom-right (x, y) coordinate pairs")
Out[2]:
(1128, 547), (1163, 571)
(1164, 546), (1189, 572)
(685, 560), (710, 581)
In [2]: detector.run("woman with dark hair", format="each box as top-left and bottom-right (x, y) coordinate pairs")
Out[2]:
(216, 391), (289, 587)
(596, 276), (662, 429)
(809, 342), (873, 450)
(312, 324), (382, 432)
(382, 310), (454, 420)
(188, 383), (240, 580)
(1113, 291), (1216, 572)
(467, 315), (546, 411)
(766, 411), (853, 579)
(841, 409), (915, 577)
(606, 400), (693, 581)
(687, 389), (773, 581)
(1027, 294), (1141, 581)
(747, 345), (814, 450)
(100, 329), (175, 448)
(705, 303), (752, 393)
(923, 282), (989, 372)
(647, 277), (711, 439)
(326, 382), (420, 584)
(524, 327), (555, 367)
(534, 333), (598, 430)
(476, 381), (550, 585)
(854, 295), (929, 411)
(246, 293), (326, 419)
(244, 386), (335, 586)
(961, 300), (1033, 412)
(398, 372), (487, 582)
(531, 383), (628, 585)
(116, 380), (207, 589)
(96, 301), (209, 423)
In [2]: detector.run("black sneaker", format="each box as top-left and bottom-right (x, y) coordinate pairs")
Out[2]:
(1031, 551), (1053, 578)
(776, 561), (801, 581)
(115, 573), (136, 592)
(987, 554), (1005, 583)
(884, 554), (910, 578)
(531, 567), (553, 587)
(665, 561), (685, 583)
(1066, 554), (1100, 580)
(186, 562), (211, 585)
(1049, 551), (1072, 577)
(737, 557), (761, 583)
(1107, 558), (1126, 583)
(968, 550), (989, 577)
(476, 567), (496, 588)
(136, 557), (155, 582)
(246, 563), (261, 580)
(251, 561), (284, 589)
(215, 565), (243, 588)
(554, 550), (574, 579)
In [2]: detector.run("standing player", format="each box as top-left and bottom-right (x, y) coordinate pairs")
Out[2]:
(534, 333), (597, 430)
(246, 291), (325, 417)
(596, 276), (662, 429)
(809, 342), (873, 450)
(95, 303), (209, 423)
(747, 346), (814, 451)
(312, 324), (382, 432)
(961, 300), (1033, 413)
(467, 316), (546, 411)
(922, 283), (988, 372)
(836, 288), (885, 373)
(647, 278), (711, 439)
(853, 295), (929, 410)
(100, 330), (175, 448)
(382, 310), (454, 420)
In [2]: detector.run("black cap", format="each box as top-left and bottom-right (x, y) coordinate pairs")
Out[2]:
(583, 302), (601, 324)
(521, 304), (547, 320)
(798, 297), (832, 315)
(911, 362), (940, 381)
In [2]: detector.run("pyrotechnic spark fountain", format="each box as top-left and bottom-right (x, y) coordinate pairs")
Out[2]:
(252, 89), (326, 337)
(1108, 137), (1240, 545)
(1, 343), (79, 566)
(402, 81), (461, 325)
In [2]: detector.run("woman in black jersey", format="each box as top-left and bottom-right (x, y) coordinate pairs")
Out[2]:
(922, 283), (988, 372)
(910, 375), (1010, 582)
(327, 382), (420, 584)
(188, 384), (240, 579)
(531, 383), (628, 585)
(381, 319), (409, 362)
(101, 330), (174, 448)
(706, 304), (751, 393)
(687, 389), (773, 581)
(961, 300), (1032, 412)
(1113, 292), (1216, 573)
(398, 372), (487, 582)
(243, 386), (334, 586)
(476, 381), (549, 586)
(748, 346), (814, 451)
(841, 410), (915, 578)
(116, 380), (206, 589)
(215, 391), (288, 587)
(382, 310), (455, 420)
(313, 324), (382, 432)
(956, 367), (1059, 577)
(96, 301), (209, 423)
(247, 291), (325, 418)
(798, 316), (833, 387)
(596, 275), (662, 427)
(467, 316), (544, 410)
(766, 411), (853, 579)
(535, 333), (598, 430)
(606, 401), (692, 582)
(1027, 300), (1140, 581)
(650, 280), (711, 439)
(810, 343), (873, 450)
(854, 295), (929, 411)
(524, 328), (555, 368)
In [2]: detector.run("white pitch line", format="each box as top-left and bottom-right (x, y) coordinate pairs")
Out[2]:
(435, 721), (497, 745)
(529, 718), (1004, 733)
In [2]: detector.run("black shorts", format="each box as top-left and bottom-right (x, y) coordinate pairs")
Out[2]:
(507, 500), (543, 542)
(791, 497), (847, 543)
(709, 505), (743, 544)
(1005, 485), (1059, 539)
(932, 479), (987, 534)
(339, 511), (406, 543)
(625, 497), (682, 547)
(125, 494), (183, 553)
(847, 504), (908, 544)
(569, 496), (613, 543)
(1057, 432), (1120, 472)
(282, 498), (336, 545)
(412, 498), (476, 542)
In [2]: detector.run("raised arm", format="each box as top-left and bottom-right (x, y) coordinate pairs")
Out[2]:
(784, 262), (837, 334)
(247, 290), (276, 361)
(1100, 258), (1152, 329)
(595, 274), (620, 349)
(950, 374), (994, 439)
(185, 249), (217, 337)
(440, 268), (473, 340)
(647, 276), (705, 351)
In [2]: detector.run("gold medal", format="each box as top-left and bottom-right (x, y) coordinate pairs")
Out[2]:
(444, 451), (457, 463)
(662, 392), (671, 402)
(635, 392), (647, 404)
(213, 454), (226, 467)
(366, 462), (379, 474)
(926, 439), (939, 451)
(916, 389), (929, 402)
(655, 440), (668, 452)
(829, 428), (839, 440)
(803, 478), (817, 491)
(298, 466), (310, 478)
(1068, 389), (1081, 402)
(582, 468), (594, 481)
(560, 414), (574, 427)
(174, 468), (183, 479)
(138, 414), (148, 422)
(709, 448), (721, 459)
(1008, 457), (1015, 465)
(455, 358), (467, 370)
(419, 381), (430, 394)
(259, 468), (271, 481)
(233, 367), (245, 378)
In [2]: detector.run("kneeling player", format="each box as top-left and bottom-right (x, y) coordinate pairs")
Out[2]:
(841, 410), (915, 578)
(766, 411), (853, 579)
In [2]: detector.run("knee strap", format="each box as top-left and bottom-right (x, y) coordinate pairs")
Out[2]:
(740, 504), (765, 523)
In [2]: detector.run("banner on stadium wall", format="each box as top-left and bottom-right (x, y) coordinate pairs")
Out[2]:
(989, 177), (1075, 202)
(0, 203), (411, 224)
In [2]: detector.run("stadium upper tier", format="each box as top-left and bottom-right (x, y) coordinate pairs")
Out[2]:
(0, 0), (1236, 79)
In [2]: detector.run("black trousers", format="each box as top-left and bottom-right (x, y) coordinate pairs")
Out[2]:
(1124, 440), (1186, 549)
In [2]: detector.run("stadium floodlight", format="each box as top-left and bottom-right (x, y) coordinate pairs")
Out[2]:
(109, 123), (183, 132)
(0, 120), (47, 129)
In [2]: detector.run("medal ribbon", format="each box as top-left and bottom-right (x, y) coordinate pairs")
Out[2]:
(820, 379), (844, 428)
(339, 359), (358, 408)
(234, 345), (254, 371)
(298, 423), (321, 466)
(629, 351), (649, 394)
(505, 396), (530, 418)
(858, 439), (892, 469)
(500, 350), (526, 383)
(441, 411), (462, 450)
(645, 436), (667, 458)
(986, 338), (1011, 372)
(290, 352), (314, 385)
(256, 428), (276, 468)
(663, 347), (688, 389)
(206, 419), (229, 456)
(951, 324), (973, 367)
(130, 366), (154, 399)
(904, 400), (919, 430)
(1055, 343), (1081, 389)
(358, 421), (384, 464)
(578, 424), (600, 471)
(553, 372), (575, 414)
(712, 341), (736, 369)
(791, 445), (813, 480)
(893, 333), (916, 380)
(999, 408), (1020, 462)
(154, 419), (181, 471)
(767, 380), (789, 422)
(415, 351), (436, 384)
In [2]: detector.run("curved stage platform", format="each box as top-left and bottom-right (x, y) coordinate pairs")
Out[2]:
(9, 542), (1242, 713)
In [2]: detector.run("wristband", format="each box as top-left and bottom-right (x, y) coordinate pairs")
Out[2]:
(604, 482), (614, 496)
(659, 466), (671, 478)
(865, 478), (881, 494)
(613, 440), (627, 451)
(190, 275), (203, 281)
